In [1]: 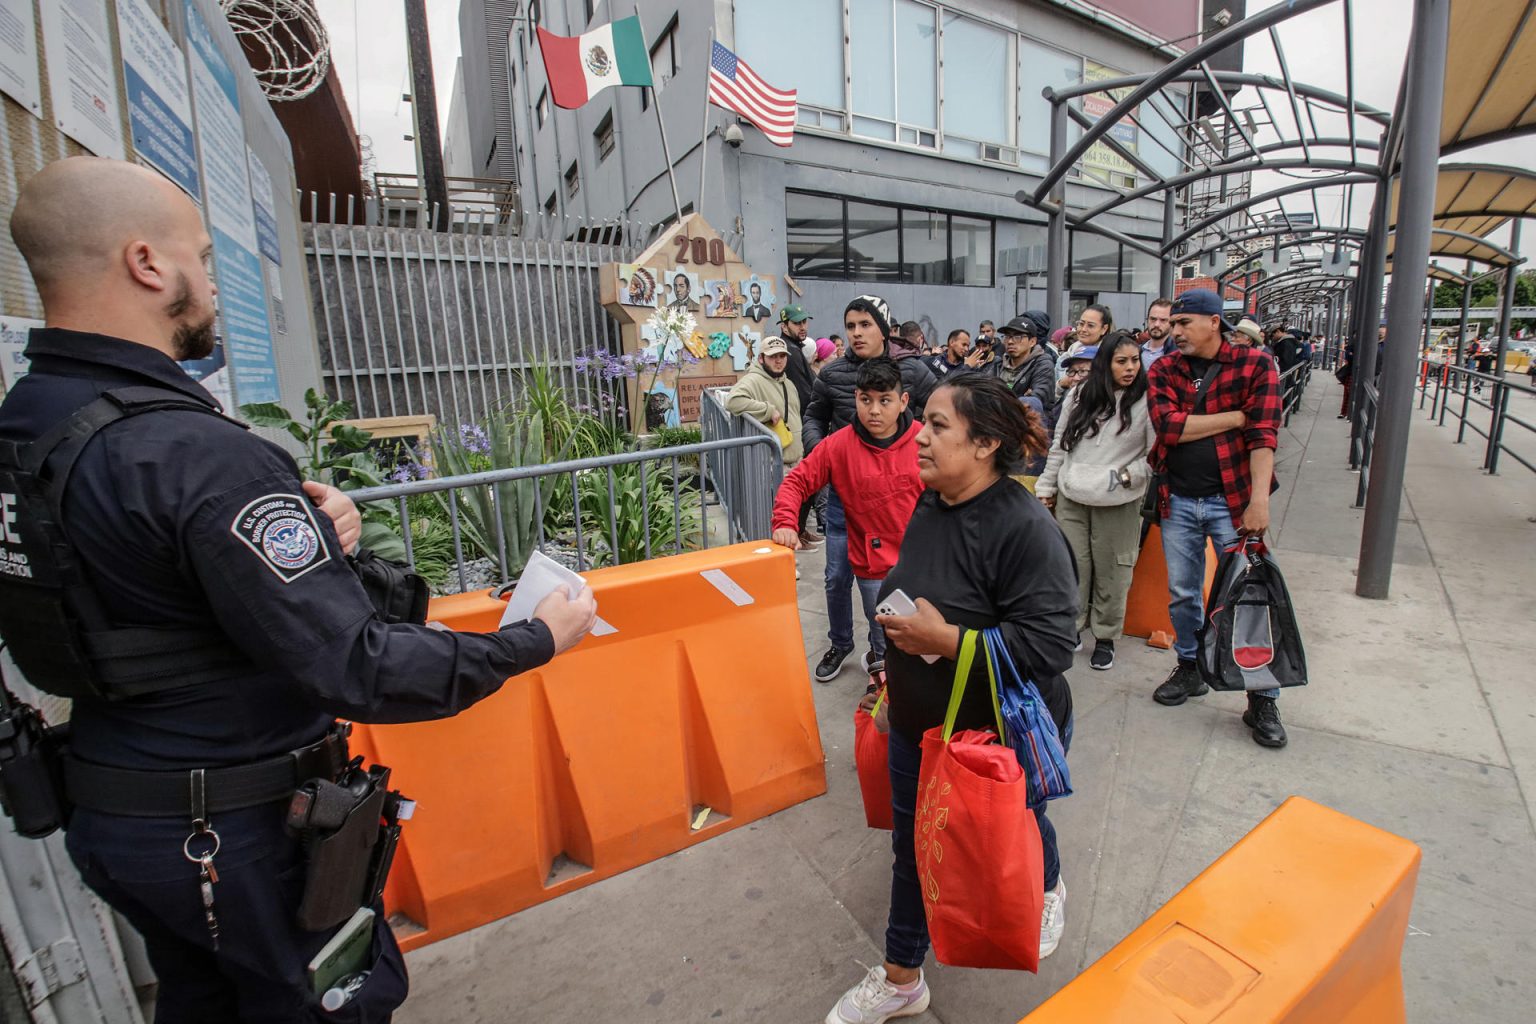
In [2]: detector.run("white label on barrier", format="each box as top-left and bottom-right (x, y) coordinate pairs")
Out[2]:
(700, 569), (754, 606)
(592, 616), (618, 636)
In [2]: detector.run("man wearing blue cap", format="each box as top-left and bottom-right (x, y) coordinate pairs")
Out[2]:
(1146, 289), (1288, 748)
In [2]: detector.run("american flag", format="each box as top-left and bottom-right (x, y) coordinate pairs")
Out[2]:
(707, 41), (797, 148)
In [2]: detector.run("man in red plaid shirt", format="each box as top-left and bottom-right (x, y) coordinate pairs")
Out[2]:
(1146, 289), (1287, 748)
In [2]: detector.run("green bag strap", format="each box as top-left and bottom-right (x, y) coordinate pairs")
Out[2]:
(939, 629), (1006, 742)
(868, 690), (886, 717)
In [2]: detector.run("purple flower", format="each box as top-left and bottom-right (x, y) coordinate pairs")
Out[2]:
(458, 423), (491, 455)
(573, 354), (592, 373)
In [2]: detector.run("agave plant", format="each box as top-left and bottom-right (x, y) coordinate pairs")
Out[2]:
(430, 411), (551, 581)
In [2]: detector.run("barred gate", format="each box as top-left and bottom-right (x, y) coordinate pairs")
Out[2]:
(303, 195), (644, 429)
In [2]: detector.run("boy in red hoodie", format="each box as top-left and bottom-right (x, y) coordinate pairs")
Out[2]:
(773, 357), (923, 679)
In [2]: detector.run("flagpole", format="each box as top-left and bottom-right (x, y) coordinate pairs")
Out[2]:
(698, 26), (714, 215)
(632, 8), (685, 224)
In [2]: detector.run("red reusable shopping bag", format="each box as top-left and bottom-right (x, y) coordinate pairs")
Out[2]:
(854, 690), (893, 830)
(914, 630), (1045, 972)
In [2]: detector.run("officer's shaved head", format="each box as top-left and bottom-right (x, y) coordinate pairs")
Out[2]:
(10, 157), (217, 359)
(11, 157), (196, 292)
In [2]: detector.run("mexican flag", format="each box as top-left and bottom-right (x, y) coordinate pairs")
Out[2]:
(536, 17), (652, 109)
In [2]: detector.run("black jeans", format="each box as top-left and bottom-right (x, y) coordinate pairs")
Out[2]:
(883, 720), (1072, 969)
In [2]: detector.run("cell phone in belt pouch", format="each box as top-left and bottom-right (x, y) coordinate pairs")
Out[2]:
(308, 906), (374, 995)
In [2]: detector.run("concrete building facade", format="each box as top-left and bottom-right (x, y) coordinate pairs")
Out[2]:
(468, 0), (1201, 339)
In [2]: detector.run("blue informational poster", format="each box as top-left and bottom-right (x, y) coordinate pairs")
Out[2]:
(118, 0), (200, 199)
(247, 147), (281, 265)
(211, 228), (279, 403)
(184, 1), (278, 404)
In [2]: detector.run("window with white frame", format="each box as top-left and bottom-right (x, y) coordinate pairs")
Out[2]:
(736, 0), (843, 111)
(940, 12), (1014, 161)
(642, 16), (679, 111)
(850, 0), (937, 147)
(536, 88), (549, 128)
(594, 111), (615, 162)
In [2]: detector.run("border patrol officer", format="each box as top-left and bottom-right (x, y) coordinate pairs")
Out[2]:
(0, 158), (597, 1021)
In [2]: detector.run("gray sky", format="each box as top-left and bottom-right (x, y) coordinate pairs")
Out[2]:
(313, 0), (1534, 248)
(315, 0), (462, 178)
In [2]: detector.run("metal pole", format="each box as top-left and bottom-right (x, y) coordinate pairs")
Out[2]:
(1350, 178), (1390, 462)
(1044, 98), (1068, 332)
(404, 0), (450, 231)
(1455, 270), (1471, 369)
(698, 26), (714, 214)
(634, 10), (686, 224)
(1421, 275), (1434, 357)
(1159, 193), (1176, 298)
(1357, 0), (1450, 600)
(1494, 220), (1521, 379)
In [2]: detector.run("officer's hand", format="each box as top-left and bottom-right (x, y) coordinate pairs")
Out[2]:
(533, 584), (598, 656)
(303, 480), (361, 554)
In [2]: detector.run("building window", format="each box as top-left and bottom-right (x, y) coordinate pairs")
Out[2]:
(786, 189), (995, 286)
(544, 191), (556, 215)
(941, 13), (1013, 155)
(736, 0), (843, 111)
(564, 161), (579, 199)
(594, 111), (615, 162)
(850, 0), (938, 146)
(1069, 231), (1120, 292)
(1018, 36), (1082, 159)
(583, 0), (596, 25)
(528, 0), (540, 23)
(642, 16), (678, 111)
(536, 89), (549, 128)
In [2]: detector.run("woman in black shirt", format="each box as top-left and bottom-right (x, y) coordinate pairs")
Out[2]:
(825, 375), (1079, 1024)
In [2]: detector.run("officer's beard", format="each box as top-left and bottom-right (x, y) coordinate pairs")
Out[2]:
(166, 273), (217, 361)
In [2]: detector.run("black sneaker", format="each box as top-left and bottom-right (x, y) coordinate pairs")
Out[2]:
(1243, 694), (1289, 748)
(1153, 661), (1208, 705)
(814, 645), (853, 683)
(1090, 639), (1115, 671)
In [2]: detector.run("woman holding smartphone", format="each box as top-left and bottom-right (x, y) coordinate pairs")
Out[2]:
(825, 375), (1079, 1024)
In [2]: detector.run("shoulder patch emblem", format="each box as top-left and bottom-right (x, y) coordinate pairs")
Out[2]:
(230, 493), (332, 583)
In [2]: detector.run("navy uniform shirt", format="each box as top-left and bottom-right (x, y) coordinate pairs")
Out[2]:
(0, 329), (554, 771)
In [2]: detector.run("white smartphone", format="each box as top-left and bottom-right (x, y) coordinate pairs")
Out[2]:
(876, 588), (940, 664)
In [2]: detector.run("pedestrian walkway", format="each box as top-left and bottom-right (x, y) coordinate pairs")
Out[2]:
(395, 377), (1534, 1024)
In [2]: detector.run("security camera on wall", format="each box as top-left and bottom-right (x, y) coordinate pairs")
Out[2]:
(724, 123), (744, 148)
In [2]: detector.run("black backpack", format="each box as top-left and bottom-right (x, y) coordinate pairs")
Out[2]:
(1197, 538), (1308, 691)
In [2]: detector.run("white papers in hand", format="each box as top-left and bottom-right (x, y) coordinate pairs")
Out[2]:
(498, 549), (616, 635)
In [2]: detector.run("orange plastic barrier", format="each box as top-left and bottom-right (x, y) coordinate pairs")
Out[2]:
(1123, 524), (1218, 640)
(1021, 797), (1421, 1024)
(349, 542), (826, 952)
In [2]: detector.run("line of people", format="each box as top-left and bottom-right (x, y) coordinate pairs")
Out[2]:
(730, 286), (1289, 1024)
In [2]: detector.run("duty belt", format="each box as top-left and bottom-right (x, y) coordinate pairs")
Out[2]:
(64, 724), (350, 818)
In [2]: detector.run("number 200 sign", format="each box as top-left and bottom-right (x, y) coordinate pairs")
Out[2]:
(674, 234), (726, 266)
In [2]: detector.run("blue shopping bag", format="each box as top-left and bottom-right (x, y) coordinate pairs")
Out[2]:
(981, 627), (1072, 807)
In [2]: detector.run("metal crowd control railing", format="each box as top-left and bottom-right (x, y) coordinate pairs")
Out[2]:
(1416, 359), (1536, 476)
(346, 432), (783, 594)
(1279, 361), (1312, 427)
(1352, 381), (1381, 508)
(698, 388), (786, 545)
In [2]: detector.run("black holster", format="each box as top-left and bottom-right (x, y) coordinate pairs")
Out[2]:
(348, 548), (429, 625)
(286, 757), (408, 932)
(0, 696), (70, 839)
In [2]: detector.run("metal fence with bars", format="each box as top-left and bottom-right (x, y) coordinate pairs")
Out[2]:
(345, 391), (783, 593)
(1416, 359), (1536, 476)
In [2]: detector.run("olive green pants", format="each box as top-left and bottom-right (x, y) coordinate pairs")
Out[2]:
(1055, 494), (1144, 641)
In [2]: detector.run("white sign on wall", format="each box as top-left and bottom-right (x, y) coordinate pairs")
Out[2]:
(0, 316), (42, 393)
(39, 0), (126, 159)
(0, 0), (41, 115)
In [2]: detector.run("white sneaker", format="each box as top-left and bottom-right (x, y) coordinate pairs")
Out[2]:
(825, 965), (930, 1024)
(1039, 877), (1066, 959)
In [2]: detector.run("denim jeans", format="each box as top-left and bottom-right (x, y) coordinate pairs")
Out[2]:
(884, 720), (1070, 969)
(1161, 493), (1279, 699)
(824, 492), (885, 657)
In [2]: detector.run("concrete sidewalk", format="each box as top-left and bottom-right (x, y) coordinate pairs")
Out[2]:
(397, 377), (1534, 1023)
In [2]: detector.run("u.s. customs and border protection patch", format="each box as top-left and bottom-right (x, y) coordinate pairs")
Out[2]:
(230, 493), (331, 582)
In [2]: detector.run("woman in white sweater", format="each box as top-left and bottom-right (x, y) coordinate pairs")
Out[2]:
(1036, 331), (1155, 670)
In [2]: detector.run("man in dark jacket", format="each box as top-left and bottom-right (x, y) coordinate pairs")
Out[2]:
(802, 295), (936, 682)
(991, 310), (1057, 408)
(777, 304), (817, 413)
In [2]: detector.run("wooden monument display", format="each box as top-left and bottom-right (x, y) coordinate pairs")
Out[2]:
(600, 214), (794, 432)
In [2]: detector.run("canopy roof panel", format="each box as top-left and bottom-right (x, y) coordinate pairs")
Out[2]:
(1441, 0), (1536, 153)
